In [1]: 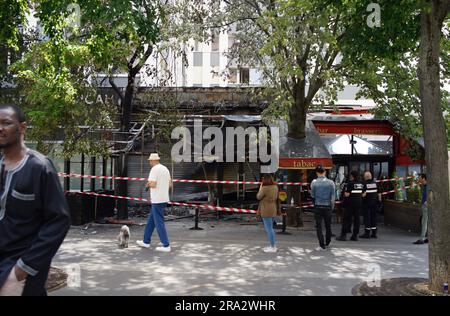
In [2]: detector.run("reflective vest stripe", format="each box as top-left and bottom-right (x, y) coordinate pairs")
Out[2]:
(351, 190), (363, 193)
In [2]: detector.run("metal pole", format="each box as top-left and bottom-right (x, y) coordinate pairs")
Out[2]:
(171, 159), (174, 198)
(110, 157), (114, 190)
(189, 207), (203, 230)
(80, 154), (85, 192)
(90, 156), (96, 192)
(64, 159), (70, 191)
(102, 157), (107, 190)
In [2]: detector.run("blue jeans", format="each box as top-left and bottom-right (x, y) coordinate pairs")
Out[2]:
(262, 217), (276, 247)
(143, 203), (169, 247)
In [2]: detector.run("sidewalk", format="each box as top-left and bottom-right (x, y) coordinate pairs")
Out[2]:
(51, 218), (428, 296)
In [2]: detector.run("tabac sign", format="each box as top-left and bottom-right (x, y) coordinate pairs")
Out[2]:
(279, 158), (333, 169)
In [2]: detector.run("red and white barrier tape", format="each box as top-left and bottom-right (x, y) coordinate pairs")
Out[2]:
(58, 172), (415, 186)
(70, 190), (257, 214)
(69, 183), (414, 216)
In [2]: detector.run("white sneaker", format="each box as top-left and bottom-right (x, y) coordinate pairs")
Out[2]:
(315, 246), (326, 251)
(263, 247), (277, 253)
(155, 246), (171, 252)
(136, 240), (150, 249)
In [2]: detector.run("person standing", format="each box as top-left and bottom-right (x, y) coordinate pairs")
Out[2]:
(413, 174), (428, 244)
(256, 174), (280, 253)
(360, 171), (382, 239)
(310, 165), (336, 251)
(137, 153), (172, 252)
(0, 104), (71, 296)
(336, 170), (365, 241)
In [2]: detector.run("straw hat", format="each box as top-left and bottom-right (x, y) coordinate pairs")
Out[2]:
(148, 153), (161, 161)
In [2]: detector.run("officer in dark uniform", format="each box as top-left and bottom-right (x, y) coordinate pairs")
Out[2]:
(336, 170), (365, 241)
(360, 171), (381, 239)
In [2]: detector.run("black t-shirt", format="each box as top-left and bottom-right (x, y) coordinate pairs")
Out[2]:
(345, 180), (365, 206)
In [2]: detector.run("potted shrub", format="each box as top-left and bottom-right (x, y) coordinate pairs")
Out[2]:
(383, 173), (421, 233)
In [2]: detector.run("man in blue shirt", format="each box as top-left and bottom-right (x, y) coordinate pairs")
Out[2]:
(310, 165), (336, 251)
(413, 174), (428, 244)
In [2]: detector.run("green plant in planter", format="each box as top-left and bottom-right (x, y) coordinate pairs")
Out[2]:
(392, 172), (404, 201)
(405, 173), (420, 203)
(414, 182), (421, 203)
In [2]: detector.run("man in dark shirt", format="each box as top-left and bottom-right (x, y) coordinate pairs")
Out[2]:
(0, 104), (71, 296)
(336, 170), (365, 241)
(360, 171), (382, 239)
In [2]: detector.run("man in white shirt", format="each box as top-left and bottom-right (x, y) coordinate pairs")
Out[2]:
(137, 153), (172, 252)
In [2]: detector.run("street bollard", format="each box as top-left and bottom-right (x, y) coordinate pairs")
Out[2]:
(189, 207), (203, 230)
(277, 212), (291, 235)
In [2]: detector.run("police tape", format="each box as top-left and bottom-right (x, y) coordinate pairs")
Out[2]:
(70, 190), (258, 214)
(68, 184), (413, 216)
(58, 172), (307, 186)
(58, 172), (415, 186)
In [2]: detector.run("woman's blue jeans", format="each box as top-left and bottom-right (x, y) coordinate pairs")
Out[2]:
(262, 217), (276, 247)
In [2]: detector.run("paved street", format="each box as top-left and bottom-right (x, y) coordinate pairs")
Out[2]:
(51, 215), (428, 296)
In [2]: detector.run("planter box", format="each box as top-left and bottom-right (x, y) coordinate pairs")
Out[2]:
(383, 199), (421, 233)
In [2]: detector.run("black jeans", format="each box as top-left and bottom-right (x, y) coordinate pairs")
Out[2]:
(341, 205), (360, 237)
(362, 203), (378, 229)
(314, 206), (332, 248)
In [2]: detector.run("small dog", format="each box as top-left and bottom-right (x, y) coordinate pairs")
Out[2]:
(117, 225), (130, 248)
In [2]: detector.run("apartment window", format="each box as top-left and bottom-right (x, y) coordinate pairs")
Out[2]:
(211, 32), (220, 51)
(210, 52), (220, 67)
(240, 68), (250, 84)
(228, 34), (236, 50)
(229, 68), (237, 84)
(193, 52), (203, 66)
(194, 40), (200, 51)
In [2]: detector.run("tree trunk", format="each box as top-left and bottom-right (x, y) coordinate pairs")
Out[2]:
(287, 96), (307, 205)
(115, 76), (135, 219)
(418, 0), (450, 292)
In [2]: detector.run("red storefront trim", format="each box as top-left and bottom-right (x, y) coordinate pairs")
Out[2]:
(313, 121), (394, 135)
(395, 156), (425, 166)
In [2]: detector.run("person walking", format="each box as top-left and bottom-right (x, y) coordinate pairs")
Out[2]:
(0, 104), (71, 296)
(310, 165), (336, 251)
(137, 153), (172, 252)
(257, 174), (280, 253)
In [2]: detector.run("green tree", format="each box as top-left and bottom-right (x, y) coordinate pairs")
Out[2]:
(193, 0), (358, 203)
(21, 0), (169, 218)
(10, 40), (115, 157)
(341, 0), (449, 292)
(0, 0), (29, 49)
(417, 0), (449, 292)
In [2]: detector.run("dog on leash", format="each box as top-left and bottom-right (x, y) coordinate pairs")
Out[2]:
(117, 225), (130, 248)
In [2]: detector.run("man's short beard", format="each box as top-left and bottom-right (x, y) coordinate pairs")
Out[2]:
(0, 142), (12, 149)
